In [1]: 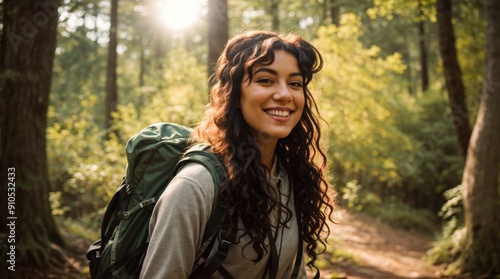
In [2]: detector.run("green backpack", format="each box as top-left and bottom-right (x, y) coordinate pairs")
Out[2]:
(86, 122), (230, 279)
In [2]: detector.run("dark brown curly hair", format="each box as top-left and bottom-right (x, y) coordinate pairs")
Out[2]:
(191, 30), (334, 270)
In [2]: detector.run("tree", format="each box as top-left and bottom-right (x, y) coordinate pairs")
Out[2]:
(207, 0), (228, 81)
(104, 0), (118, 134)
(330, 0), (341, 26)
(460, 0), (500, 275)
(436, 0), (471, 162)
(418, 0), (428, 92)
(0, 0), (65, 272)
(270, 0), (279, 30)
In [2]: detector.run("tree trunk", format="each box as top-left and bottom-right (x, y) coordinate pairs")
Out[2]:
(105, 0), (118, 134)
(139, 34), (146, 87)
(418, 0), (429, 92)
(460, 0), (500, 275)
(207, 0), (228, 82)
(0, 0), (64, 272)
(270, 0), (279, 31)
(330, 0), (340, 26)
(405, 43), (414, 95)
(436, 0), (471, 162)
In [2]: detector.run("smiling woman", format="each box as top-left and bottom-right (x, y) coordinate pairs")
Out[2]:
(157, 0), (205, 30)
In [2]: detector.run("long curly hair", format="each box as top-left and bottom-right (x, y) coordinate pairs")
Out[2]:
(191, 30), (334, 270)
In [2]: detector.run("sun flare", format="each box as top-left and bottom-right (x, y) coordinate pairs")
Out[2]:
(157, 0), (205, 30)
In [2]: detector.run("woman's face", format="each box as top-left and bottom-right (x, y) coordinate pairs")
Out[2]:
(240, 50), (305, 145)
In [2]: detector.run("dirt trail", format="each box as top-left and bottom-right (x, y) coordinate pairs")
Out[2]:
(316, 209), (445, 279)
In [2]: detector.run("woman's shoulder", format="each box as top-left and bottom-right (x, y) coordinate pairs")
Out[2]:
(154, 162), (217, 217)
(167, 162), (217, 196)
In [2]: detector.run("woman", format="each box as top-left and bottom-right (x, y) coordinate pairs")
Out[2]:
(140, 30), (334, 278)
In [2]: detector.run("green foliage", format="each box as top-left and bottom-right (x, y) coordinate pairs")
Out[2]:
(425, 185), (466, 272)
(314, 13), (462, 214)
(228, 0), (325, 39)
(55, 215), (101, 243)
(425, 217), (466, 265)
(367, 200), (438, 232)
(367, 0), (436, 22)
(314, 13), (415, 195)
(453, 0), (486, 123)
(115, 47), (208, 137)
(439, 185), (463, 221)
(49, 191), (71, 216)
(341, 180), (381, 211)
(47, 96), (125, 218)
(47, 44), (209, 222)
(396, 92), (463, 212)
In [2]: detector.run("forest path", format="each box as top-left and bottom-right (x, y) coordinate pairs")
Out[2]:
(315, 209), (445, 279)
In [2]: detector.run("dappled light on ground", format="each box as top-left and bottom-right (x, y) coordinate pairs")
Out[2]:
(315, 209), (445, 279)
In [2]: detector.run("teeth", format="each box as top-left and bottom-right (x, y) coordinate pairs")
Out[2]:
(267, 110), (290, 117)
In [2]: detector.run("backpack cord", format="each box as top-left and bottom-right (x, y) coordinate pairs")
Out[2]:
(189, 225), (237, 279)
(291, 199), (303, 278)
(264, 228), (279, 279)
(290, 200), (320, 279)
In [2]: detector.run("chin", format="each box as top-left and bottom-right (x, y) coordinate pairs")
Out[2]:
(272, 131), (294, 140)
(252, 130), (291, 142)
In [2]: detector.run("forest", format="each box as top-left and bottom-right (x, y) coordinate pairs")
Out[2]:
(0, 0), (499, 278)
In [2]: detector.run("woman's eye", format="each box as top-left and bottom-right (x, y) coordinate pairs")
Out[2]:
(257, 78), (273, 84)
(289, 81), (303, 88)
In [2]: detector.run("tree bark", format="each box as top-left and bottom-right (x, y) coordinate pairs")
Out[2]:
(460, 0), (500, 275)
(207, 0), (228, 83)
(436, 0), (471, 162)
(105, 0), (118, 134)
(418, 0), (429, 92)
(0, 0), (64, 271)
(330, 0), (340, 26)
(270, 0), (279, 31)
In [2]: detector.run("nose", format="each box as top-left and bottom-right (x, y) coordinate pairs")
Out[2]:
(273, 82), (293, 102)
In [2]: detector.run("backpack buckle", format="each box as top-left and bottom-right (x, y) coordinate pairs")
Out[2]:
(220, 240), (231, 249)
(118, 211), (129, 219)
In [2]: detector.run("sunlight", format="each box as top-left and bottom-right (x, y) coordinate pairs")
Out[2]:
(157, 0), (205, 30)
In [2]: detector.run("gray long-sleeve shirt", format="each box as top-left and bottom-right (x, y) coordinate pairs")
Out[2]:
(140, 161), (306, 279)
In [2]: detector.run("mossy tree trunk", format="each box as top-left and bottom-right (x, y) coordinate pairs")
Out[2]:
(0, 0), (64, 274)
(418, 0), (429, 92)
(270, 0), (279, 31)
(460, 0), (500, 275)
(104, 0), (118, 136)
(436, 0), (471, 162)
(207, 0), (228, 83)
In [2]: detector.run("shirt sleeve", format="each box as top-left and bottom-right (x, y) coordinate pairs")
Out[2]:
(140, 163), (215, 279)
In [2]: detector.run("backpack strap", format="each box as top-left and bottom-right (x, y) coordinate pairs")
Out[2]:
(177, 144), (238, 279)
(290, 196), (320, 279)
(265, 228), (279, 279)
(177, 144), (227, 242)
(291, 199), (304, 279)
(189, 226), (237, 279)
(99, 242), (149, 279)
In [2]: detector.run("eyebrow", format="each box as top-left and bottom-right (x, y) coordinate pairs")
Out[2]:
(253, 67), (303, 78)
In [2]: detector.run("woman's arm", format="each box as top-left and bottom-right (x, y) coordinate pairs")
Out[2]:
(140, 163), (215, 279)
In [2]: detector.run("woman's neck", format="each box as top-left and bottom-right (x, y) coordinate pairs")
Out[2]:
(259, 143), (277, 170)
(253, 134), (278, 169)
